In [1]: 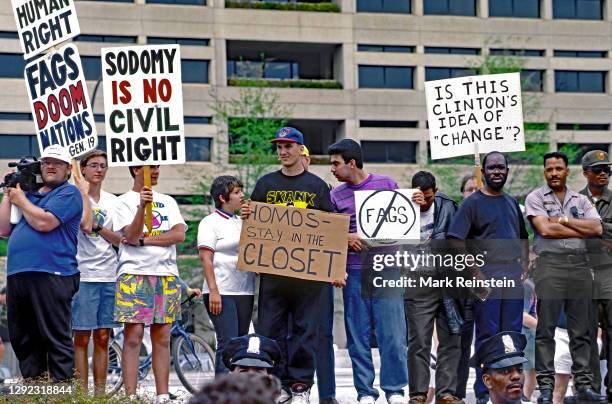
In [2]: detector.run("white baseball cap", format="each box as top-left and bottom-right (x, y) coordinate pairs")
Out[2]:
(40, 145), (71, 164)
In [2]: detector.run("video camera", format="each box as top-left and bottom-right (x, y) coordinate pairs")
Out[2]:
(0, 157), (43, 193)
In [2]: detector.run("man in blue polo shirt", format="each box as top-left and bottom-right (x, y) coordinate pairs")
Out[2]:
(0, 145), (83, 382)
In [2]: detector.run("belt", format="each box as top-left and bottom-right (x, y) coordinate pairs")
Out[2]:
(538, 252), (588, 264)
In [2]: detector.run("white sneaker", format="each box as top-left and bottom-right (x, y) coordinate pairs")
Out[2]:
(387, 394), (408, 404)
(359, 396), (377, 404)
(277, 389), (292, 404)
(290, 383), (311, 404)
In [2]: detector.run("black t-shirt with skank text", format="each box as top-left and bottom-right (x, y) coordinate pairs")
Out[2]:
(250, 170), (333, 212)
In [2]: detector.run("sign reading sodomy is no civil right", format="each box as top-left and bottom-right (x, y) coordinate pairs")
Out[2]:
(102, 45), (185, 166)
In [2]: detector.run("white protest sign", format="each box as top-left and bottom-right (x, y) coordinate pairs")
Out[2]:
(11, 0), (81, 59)
(355, 189), (420, 244)
(425, 72), (525, 160)
(24, 43), (97, 159)
(102, 45), (185, 167)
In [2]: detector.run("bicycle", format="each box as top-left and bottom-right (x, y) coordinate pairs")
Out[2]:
(98, 294), (216, 396)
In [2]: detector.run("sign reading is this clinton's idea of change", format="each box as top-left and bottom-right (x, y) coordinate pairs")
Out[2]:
(425, 72), (525, 160)
(102, 45), (185, 166)
(11, 0), (80, 59)
(24, 43), (97, 159)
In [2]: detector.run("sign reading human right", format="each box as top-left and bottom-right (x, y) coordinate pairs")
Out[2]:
(11, 0), (81, 59)
(425, 72), (525, 160)
(102, 44), (185, 166)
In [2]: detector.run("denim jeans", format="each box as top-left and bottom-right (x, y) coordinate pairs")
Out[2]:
(316, 283), (336, 399)
(343, 270), (408, 400)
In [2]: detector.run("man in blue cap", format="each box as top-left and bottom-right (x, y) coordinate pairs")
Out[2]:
(475, 331), (529, 404)
(223, 334), (282, 374)
(241, 127), (335, 403)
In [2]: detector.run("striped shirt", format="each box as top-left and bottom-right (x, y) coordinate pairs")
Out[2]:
(331, 173), (399, 268)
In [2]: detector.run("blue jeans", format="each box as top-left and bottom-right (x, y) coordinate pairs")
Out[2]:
(204, 294), (254, 374)
(343, 270), (408, 400)
(316, 284), (336, 399)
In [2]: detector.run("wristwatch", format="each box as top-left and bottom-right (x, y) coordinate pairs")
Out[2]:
(92, 224), (103, 233)
(138, 237), (145, 247)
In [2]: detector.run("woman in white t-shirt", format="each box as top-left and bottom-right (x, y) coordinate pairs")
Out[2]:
(198, 176), (255, 374)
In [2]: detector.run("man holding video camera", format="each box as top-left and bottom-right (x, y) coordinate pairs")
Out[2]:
(0, 145), (83, 382)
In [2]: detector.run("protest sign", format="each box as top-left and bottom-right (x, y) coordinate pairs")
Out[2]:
(24, 43), (97, 159)
(425, 72), (525, 160)
(238, 202), (350, 282)
(11, 0), (81, 59)
(102, 44), (185, 167)
(355, 189), (420, 245)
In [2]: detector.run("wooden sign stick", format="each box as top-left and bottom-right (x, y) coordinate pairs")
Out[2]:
(143, 165), (153, 232)
(474, 143), (483, 188)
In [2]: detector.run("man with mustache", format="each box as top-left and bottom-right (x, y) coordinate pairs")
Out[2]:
(447, 151), (529, 404)
(525, 151), (605, 403)
(475, 331), (529, 404)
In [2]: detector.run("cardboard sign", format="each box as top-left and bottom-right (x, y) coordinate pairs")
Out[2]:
(355, 189), (420, 244)
(102, 45), (185, 167)
(24, 43), (97, 159)
(425, 72), (525, 160)
(238, 202), (350, 282)
(12, 0), (81, 59)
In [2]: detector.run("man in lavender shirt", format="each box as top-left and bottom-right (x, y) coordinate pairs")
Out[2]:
(328, 139), (408, 404)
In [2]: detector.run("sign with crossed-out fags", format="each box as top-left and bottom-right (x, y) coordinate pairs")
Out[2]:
(355, 189), (420, 245)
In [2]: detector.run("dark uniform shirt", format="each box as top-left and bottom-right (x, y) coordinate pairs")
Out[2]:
(580, 186), (612, 268)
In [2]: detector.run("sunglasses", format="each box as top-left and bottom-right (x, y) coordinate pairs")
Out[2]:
(589, 165), (611, 175)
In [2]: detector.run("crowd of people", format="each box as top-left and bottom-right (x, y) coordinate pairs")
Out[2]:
(0, 126), (610, 404)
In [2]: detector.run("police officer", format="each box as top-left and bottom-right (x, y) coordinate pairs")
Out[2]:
(580, 150), (612, 400)
(525, 151), (605, 403)
(475, 331), (529, 404)
(223, 333), (282, 375)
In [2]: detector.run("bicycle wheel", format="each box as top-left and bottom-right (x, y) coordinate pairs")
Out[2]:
(106, 340), (124, 396)
(173, 334), (215, 394)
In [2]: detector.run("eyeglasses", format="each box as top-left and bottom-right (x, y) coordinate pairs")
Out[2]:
(589, 165), (611, 175)
(41, 160), (67, 167)
(86, 163), (108, 170)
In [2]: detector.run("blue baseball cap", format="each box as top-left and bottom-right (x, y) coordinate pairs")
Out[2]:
(271, 127), (304, 145)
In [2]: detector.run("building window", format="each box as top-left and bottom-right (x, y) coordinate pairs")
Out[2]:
(146, 0), (206, 4)
(357, 0), (411, 13)
(148, 37), (210, 46)
(357, 45), (414, 53)
(489, 0), (540, 17)
(0, 32), (19, 39)
(360, 120), (418, 128)
(362, 141), (417, 163)
(0, 112), (32, 120)
(185, 116), (212, 124)
(557, 123), (610, 130)
(358, 66), (413, 89)
(0, 54), (27, 78)
(554, 50), (607, 58)
(424, 0), (476, 16)
(74, 34), (137, 43)
(558, 143), (611, 163)
(425, 67), (473, 81)
(0, 135), (40, 159)
(182, 60), (209, 84)
(227, 60), (299, 80)
(97, 136), (107, 152)
(186, 137), (212, 161)
(521, 70), (544, 92)
(424, 47), (480, 55)
(553, 0), (602, 19)
(489, 49), (545, 57)
(555, 70), (605, 93)
(81, 56), (102, 81)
